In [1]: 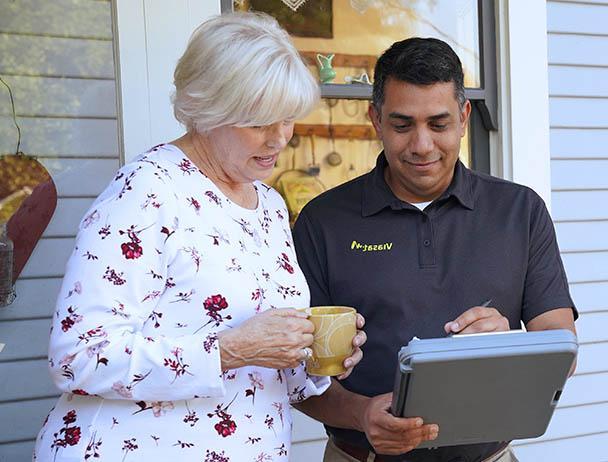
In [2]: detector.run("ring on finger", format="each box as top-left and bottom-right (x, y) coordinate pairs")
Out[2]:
(300, 347), (313, 361)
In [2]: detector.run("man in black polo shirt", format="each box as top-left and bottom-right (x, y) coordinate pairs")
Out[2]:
(292, 37), (577, 462)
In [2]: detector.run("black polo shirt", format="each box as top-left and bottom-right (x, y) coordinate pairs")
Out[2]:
(293, 153), (576, 462)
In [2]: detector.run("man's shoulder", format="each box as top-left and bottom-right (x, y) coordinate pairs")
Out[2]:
(301, 172), (368, 217)
(468, 169), (544, 206)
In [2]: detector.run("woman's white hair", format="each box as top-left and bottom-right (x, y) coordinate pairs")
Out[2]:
(172, 12), (319, 133)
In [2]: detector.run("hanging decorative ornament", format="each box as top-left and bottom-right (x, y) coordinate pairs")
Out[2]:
(350, 0), (372, 14)
(280, 0), (308, 12)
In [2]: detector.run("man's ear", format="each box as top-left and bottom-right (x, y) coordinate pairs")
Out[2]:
(459, 100), (472, 137)
(369, 104), (382, 140)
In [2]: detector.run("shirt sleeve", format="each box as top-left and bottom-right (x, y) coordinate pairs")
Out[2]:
(292, 209), (333, 306)
(522, 194), (577, 324)
(48, 162), (225, 401)
(284, 365), (331, 404)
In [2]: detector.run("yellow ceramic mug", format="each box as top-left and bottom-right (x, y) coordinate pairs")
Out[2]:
(304, 306), (357, 376)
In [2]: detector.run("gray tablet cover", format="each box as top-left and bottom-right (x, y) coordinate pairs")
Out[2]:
(391, 329), (577, 449)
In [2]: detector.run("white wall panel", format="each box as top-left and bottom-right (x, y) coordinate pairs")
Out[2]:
(556, 221), (608, 252)
(569, 281), (608, 312)
(548, 34), (608, 66)
(549, 66), (608, 98)
(0, 398), (56, 443)
(0, 34), (114, 78)
(291, 409), (327, 443)
(574, 312), (608, 344)
(552, 190), (608, 221)
(0, 440), (36, 462)
(19, 237), (74, 278)
(561, 252), (608, 283)
(558, 372), (608, 408)
(551, 159), (608, 190)
(290, 439), (327, 462)
(514, 431), (608, 462)
(0, 359), (58, 402)
(43, 198), (95, 237)
(576, 342), (608, 375)
(547, 2), (608, 35)
(0, 0), (112, 39)
(517, 402), (608, 444)
(0, 76), (116, 118)
(39, 158), (118, 197)
(550, 128), (608, 159)
(0, 278), (62, 320)
(0, 116), (119, 157)
(0, 319), (51, 361)
(550, 98), (608, 128)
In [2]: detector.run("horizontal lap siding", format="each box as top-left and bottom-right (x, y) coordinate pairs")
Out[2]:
(514, 2), (608, 460)
(0, 1), (119, 460)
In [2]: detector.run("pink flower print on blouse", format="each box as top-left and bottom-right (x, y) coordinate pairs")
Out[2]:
(204, 450), (230, 462)
(121, 438), (139, 461)
(82, 209), (100, 229)
(60, 306), (83, 332)
(276, 253), (294, 274)
(207, 394), (238, 438)
(183, 402), (200, 427)
(51, 410), (82, 458)
(111, 370), (153, 399)
(245, 372), (264, 405)
(177, 158), (198, 175)
(84, 431), (102, 460)
(254, 452), (273, 462)
(98, 224), (111, 239)
(187, 197), (201, 214)
(103, 266), (126, 285)
(204, 190), (222, 206)
(133, 400), (175, 417)
(163, 347), (193, 383)
(119, 224), (151, 260)
(196, 294), (232, 331)
(207, 227), (230, 246)
(203, 333), (218, 353)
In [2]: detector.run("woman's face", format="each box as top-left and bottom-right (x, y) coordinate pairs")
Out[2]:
(208, 121), (294, 183)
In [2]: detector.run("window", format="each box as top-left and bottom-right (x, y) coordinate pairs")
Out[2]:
(222, 0), (496, 222)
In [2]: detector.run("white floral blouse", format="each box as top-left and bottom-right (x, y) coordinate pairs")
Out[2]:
(33, 144), (330, 462)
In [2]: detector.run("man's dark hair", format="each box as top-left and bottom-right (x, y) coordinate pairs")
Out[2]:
(372, 37), (466, 110)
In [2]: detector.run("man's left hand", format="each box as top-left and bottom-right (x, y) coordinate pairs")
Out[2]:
(444, 305), (509, 335)
(337, 313), (367, 380)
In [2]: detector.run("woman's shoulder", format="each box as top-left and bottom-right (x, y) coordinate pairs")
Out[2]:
(94, 144), (187, 206)
(256, 181), (287, 210)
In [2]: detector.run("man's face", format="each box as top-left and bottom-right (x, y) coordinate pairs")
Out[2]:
(369, 78), (471, 203)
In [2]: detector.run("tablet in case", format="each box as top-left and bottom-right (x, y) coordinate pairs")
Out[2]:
(391, 329), (577, 449)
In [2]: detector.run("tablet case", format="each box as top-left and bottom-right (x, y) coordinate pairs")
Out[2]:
(391, 329), (577, 449)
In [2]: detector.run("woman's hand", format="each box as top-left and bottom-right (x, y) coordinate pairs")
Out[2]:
(218, 308), (314, 369)
(337, 313), (367, 380)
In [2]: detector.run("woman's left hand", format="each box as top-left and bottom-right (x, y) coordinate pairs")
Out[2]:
(337, 313), (367, 380)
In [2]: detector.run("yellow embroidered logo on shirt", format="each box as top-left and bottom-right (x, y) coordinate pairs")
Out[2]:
(351, 240), (393, 252)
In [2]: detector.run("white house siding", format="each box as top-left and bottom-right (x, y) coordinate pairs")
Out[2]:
(0, 1), (120, 460)
(512, 2), (608, 460)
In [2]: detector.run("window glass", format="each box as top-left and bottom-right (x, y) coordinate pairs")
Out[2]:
(234, 0), (480, 88)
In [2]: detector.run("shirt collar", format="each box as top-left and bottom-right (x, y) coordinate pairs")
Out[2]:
(361, 153), (475, 217)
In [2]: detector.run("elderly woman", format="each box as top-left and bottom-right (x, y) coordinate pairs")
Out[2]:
(34, 12), (364, 461)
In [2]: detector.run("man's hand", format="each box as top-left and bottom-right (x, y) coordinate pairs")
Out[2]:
(444, 305), (509, 335)
(337, 313), (367, 380)
(362, 392), (438, 455)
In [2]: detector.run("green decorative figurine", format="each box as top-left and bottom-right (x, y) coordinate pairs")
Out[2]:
(316, 53), (336, 84)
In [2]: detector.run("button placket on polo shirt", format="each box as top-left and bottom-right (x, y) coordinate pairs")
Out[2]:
(418, 212), (436, 267)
